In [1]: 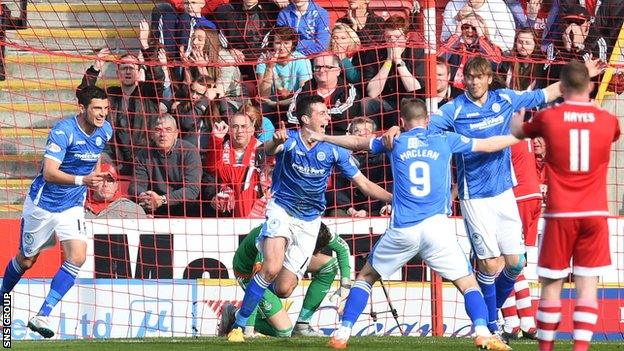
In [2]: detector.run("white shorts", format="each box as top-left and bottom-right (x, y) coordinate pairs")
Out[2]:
(20, 196), (87, 258)
(256, 200), (321, 280)
(460, 189), (525, 259)
(369, 214), (473, 281)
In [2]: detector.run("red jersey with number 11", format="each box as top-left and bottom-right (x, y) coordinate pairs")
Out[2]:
(522, 101), (620, 217)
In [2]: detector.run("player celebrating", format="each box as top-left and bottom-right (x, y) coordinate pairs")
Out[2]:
(220, 222), (351, 337)
(422, 56), (604, 334)
(0, 86), (112, 338)
(311, 98), (516, 350)
(511, 60), (620, 351)
(225, 95), (392, 342)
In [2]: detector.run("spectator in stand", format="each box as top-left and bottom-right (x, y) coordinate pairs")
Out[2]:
(0, 0), (26, 81)
(440, 12), (502, 91)
(77, 48), (165, 176)
(331, 22), (362, 84)
(336, 0), (385, 46)
(414, 58), (462, 108)
(180, 27), (247, 113)
(205, 112), (264, 217)
(326, 117), (392, 217)
(358, 15), (425, 130)
(150, 0), (216, 81)
(167, 0), (230, 19)
(256, 26), (313, 125)
(442, 0), (517, 53)
(276, 0), (330, 56)
(586, 0), (624, 62)
(85, 160), (148, 220)
(213, 0), (280, 81)
(287, 52), (360, 134)
(129, 114), (202, 217)
(238, 104), (275, 143)
(173, 75), (224, 152)
(502, 29), (549, 90)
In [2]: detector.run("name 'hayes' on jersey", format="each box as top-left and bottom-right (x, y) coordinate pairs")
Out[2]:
(430, 88), (546, 199)
(522, 101), (620, 217)
(271, 129), (360, 221)
(28, 116), (113, 212)
(370, 127), (475, 228)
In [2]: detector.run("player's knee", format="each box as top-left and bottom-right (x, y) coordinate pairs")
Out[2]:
(65, 253), (86, 267)
(260, 264), (282, 282)
(16, 253), (37, 271)
(273, 283), (295, 298)
(506, 254), (525, 276)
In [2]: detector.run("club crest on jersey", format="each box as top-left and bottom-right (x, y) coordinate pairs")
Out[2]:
(316, 152), (326, 161)
(491, 103), (501, 113)
(46, 142), (62, 153)
(96, 136), (103, 146)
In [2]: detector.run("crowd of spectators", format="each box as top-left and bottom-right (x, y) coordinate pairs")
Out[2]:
(73, 0), (622, 218)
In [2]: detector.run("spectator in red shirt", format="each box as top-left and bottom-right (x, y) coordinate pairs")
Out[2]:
(205, 112), (265, 217)
(85, 162), (147, 219)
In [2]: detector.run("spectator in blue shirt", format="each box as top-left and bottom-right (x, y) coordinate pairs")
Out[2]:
(277, 0), (330, 56)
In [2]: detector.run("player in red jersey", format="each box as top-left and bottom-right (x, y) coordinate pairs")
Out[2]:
(500, 138), (542, 342)
(512, 60), (620, 351)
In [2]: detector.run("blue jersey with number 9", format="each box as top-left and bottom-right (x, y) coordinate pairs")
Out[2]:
(371, 127), (475, 228)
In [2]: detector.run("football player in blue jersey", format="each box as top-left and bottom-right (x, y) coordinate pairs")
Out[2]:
(0, 86), (113, 338)
(309, 98), (515, 350)
(394, 56), (604, 336)
(223, 94), (393, 342)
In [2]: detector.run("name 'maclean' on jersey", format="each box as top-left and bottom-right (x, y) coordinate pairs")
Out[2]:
(429, 88), (546, 200)
(271, 129), (361, 221)
(370, 127), (475, 228)
(29, 116), (113, 212)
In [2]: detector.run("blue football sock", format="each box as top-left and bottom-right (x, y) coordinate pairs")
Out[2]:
(38, 261), (80, 317)
(495, 267), (519, 308)
(476, 271), (498, 333)
(234, 274), (270, 328)
(341, 280), (372, 328)
(1, 257), (24, 295)
(463, 287), (489, 329)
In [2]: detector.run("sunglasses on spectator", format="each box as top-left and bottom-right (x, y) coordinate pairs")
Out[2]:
(461, 23), (476, 31)
(566, 18), (587, 26)
(314, 65), (338, 71)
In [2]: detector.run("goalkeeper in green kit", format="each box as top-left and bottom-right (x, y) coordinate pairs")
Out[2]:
(219, 222), (352, 337)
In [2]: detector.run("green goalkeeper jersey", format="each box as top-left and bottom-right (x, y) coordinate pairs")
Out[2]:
(232, 225), (352, 279)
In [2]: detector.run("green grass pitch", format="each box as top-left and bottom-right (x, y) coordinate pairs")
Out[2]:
(8, 337), (623, 350)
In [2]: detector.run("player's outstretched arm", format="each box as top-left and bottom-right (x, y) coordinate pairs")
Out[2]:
(263, 121), (288, 155)
(42, 158), (108, 187)
(351, 173), (392, 203)
(306, 129), (373, 151)
(473, 135), (521, 153)
(543, 58), (606, 103)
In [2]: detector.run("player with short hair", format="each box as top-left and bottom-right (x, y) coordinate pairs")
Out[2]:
(511, 60), (620, 351)
(225, 94), (392, 342)
(219, 222), (351, 337)
(0, 85), (113, 338)
(311, 98), (516, 350)
(421, 56), (604, 334)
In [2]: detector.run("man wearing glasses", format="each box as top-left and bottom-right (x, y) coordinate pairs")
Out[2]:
(287, 52), (360, 135)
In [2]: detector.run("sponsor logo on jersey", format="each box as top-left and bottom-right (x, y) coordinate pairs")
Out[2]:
(316, 151), (326, 161)
(491, 103), (501, 113)
(75, 140), (86, 145)
(469, 116), (504, 130)
(74, 151), (100, 162)
(46, 142), (62, 153)
(466, 112), (480, 118)
(407, 138), (428, 149)
(291, 163), (326, 175)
